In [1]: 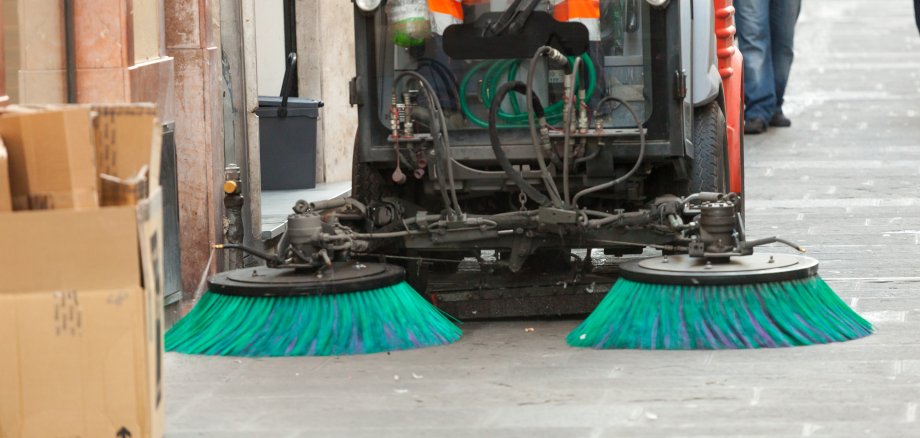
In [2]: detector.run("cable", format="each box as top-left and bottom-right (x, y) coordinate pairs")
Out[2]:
(527, 46), (565, 207)
(417, 58), (460, 110)
(571, 96), (647, 208)
(489, 81), (550, 206)
(574, 147), (601, 164)
(395, 71), (463, 215)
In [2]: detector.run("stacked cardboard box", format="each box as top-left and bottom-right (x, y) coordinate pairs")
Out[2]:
(0, 105), (165, 438)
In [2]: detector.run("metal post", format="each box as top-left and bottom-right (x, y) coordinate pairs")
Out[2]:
(64, 0), (77, 103)
(223, 164), (245, 270)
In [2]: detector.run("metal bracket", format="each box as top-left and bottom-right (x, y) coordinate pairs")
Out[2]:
(674, 69), (688, 100)
(349, 76), (362, 106)
(688, 240), (705, 257)
(508, 234), (534, 273)
(537, 207), (579, 225)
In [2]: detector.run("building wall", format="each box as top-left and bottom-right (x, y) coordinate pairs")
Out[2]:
(164, 0), (225, 296)
(254, 1), (286, 96)
(8, 0), (220, 299)
(295, 0), (357, 183)
(4, 0), (355, 304)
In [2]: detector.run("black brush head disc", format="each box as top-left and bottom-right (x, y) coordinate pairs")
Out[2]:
(208, 262), (406, 297)
(618, 254), (820, 286)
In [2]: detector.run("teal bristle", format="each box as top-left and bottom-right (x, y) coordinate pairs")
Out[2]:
(166, 282), (462, 356)
(567, 276), (873, 350)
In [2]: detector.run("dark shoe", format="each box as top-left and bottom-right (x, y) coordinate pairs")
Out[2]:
(744, 118), (768, 135)
(769, 111), (792, 127)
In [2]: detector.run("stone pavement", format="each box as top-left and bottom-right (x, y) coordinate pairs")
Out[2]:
(165, 0), (920, 436)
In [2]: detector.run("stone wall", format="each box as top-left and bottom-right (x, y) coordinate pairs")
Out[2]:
(295, 0), (357, 183)
(164, 0), (224, 295)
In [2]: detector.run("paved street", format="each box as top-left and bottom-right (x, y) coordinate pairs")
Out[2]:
(166, 1), (920, 436)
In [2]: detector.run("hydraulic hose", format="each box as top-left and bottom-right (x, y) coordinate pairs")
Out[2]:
(527, 46), (566, 207)
(572, 96), (646, 208)
(395, 71), (463, 216)
(418, 57), (460, 109)
(562, 55), (583, 207)
(489, 81), (550, 206)
(459, 53), (597, 128)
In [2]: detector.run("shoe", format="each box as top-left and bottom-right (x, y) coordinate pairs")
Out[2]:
(770, 111), (792, 127)
(744, 118), (768, 135)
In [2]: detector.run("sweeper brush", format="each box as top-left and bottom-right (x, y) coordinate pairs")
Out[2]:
(567, 254), (873, 349)
(166, 197), (462, 357)
(166, 262), (461, 356)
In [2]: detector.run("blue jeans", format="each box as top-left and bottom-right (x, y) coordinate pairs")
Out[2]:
(735, 0), (801, 123)
(915, 0), (920, 34)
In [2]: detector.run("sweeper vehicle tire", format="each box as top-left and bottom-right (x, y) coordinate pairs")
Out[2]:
(690, 100), (730, 194)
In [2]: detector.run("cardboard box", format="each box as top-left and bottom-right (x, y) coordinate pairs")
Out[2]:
(0, 107), (99, 210)
(92, 104), (161, 191)
(0, 103), (165, 438)
(0, 190), (165, 438)
(0, 139), (10, 212)
(100, 166), (149, 207)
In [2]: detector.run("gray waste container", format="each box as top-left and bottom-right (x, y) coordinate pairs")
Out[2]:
(256, 52), (324, 190)
(256, 96), (323, 190)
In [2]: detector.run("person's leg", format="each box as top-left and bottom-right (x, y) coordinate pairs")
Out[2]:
(769, 0), (801, 119)
(735, 0), (775, 129)
(915, 0), (920, 35)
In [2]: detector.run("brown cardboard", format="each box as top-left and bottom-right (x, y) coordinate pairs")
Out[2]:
(0, 139), (10, 212)
(137, 188), (166, 438)
(92, 104), (161, 189)
(0, 107), (98, 210)
(100, 166), (149, 207)
(0, 200), (165, 438)
(0, 102), (165, 438)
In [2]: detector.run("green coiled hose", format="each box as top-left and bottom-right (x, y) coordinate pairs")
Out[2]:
(459, 53), (597, 128)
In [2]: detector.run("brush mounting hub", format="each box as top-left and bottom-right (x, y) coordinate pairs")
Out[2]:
(619, 254), (819, 286)
(208, 262), (405, 297)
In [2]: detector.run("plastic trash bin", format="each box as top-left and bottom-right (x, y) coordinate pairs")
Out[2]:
(256, 53), (324, 190)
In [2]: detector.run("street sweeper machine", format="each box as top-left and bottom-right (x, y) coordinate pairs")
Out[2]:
(165, 0), (872, 356)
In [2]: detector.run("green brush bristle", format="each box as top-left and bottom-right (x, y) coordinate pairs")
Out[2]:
(567, 276), (873, 350)
(166, 282), (461, 356)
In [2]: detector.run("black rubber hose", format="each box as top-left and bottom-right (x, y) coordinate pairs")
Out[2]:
(216, 244), (283, 264)
(489, 81), (549, 206)
(395, 71), (457, 214)
(527, 46), (565, 207)
(572, 96), (646, 207)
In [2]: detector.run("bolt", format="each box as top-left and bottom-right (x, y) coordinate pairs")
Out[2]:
(768, 255), (775, 264)
(662, 256), (669, 264)
(251, 269), (258, 277)
(704, 261), (712, 270)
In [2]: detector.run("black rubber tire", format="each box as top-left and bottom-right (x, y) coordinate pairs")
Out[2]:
(690, 101), (729, 193)
(351, 136), (387, 206)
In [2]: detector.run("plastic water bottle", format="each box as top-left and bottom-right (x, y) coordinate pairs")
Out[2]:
(387, 0), (430, 47)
